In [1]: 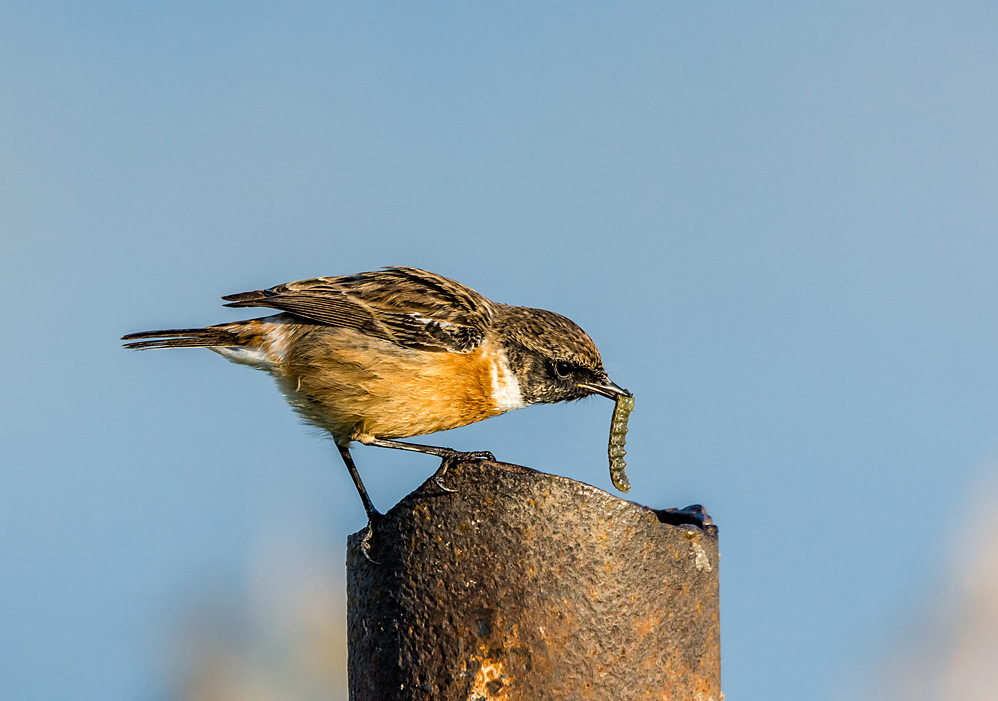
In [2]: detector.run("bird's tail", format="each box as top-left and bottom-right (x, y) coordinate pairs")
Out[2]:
(121, 324), (247, 350)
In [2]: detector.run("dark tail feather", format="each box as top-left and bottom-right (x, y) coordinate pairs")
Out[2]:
(121, 326), (244, 350)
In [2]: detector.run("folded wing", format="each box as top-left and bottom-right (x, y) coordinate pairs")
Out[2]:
(221, 266), (496, 353)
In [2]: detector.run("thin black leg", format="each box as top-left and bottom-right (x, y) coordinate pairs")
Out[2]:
(337, 444), (381, 564)
(337, 443), (381, 521)
(362, 437), (494, 493)
(363, 437), (495, 462)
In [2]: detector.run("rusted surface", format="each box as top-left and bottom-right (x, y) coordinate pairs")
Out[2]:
(347, 458), (721, 700)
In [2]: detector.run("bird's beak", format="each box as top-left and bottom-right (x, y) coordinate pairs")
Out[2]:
(577, 377), (631, 400)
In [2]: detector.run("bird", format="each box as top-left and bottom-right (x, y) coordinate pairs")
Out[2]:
(122, 266), (629, 534)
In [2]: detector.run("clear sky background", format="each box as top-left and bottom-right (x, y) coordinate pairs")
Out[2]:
(3, 2), (998, 699)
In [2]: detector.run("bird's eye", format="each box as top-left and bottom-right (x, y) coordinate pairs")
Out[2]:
(554, 361), (573, 378)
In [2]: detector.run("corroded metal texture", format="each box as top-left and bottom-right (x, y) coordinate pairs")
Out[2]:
(347, 458), (721, 701)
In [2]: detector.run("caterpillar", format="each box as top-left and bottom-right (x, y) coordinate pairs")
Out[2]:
(608, 391), (635, 492)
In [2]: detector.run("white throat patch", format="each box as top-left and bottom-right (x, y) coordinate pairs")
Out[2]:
(491, 351), (526, 412)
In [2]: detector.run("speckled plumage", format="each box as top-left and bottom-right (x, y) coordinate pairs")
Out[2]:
(123, 267), (628, 520)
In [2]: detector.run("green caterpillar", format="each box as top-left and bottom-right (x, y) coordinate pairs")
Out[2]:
(608, 392), (635, 492)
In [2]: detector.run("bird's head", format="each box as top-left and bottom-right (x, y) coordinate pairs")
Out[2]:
(496, 305), (628, 405)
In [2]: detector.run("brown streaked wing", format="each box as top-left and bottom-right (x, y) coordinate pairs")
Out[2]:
(220, 267), (496, 353)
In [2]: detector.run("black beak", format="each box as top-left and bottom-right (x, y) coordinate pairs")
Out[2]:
(577, 377), (630, 400)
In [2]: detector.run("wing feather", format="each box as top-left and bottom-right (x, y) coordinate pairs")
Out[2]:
(221, 267), (495, 353)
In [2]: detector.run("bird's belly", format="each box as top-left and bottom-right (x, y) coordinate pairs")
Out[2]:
(278, 329), (514, 442)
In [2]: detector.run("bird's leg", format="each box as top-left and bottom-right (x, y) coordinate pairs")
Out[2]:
(337, 443), (381, 519)
(337, 444), (381, 563)
(362, 437), (495, 461)
(361, 437), (495, 492)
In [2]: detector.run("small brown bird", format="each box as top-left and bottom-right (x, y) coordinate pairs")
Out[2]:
(123, 267), (628, 526)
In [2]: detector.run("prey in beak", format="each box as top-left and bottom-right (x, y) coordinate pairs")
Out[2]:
(577, 377), (634, 493)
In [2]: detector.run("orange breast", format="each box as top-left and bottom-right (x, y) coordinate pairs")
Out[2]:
(279, 327), (505, 443)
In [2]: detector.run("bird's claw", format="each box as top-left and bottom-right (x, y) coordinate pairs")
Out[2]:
(432, 449), (494, 493)
(434, 474), (458, 493)
(360, 516), (381, 564)
(433, 454), (458, 493)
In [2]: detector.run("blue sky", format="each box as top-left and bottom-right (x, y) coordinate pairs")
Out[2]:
(3, 2), (998, 699)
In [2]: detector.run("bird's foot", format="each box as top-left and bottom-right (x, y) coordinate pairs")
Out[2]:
(432, 450), (495, 492)
(432, 453), (459, 493)
(359, 513), (382, 565)
(433, 474), (458, 492)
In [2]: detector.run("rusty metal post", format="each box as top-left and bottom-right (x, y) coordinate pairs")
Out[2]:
(346, 458), (721, 700)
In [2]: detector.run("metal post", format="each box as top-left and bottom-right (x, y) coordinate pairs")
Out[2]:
(347, 458), (721, 700)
